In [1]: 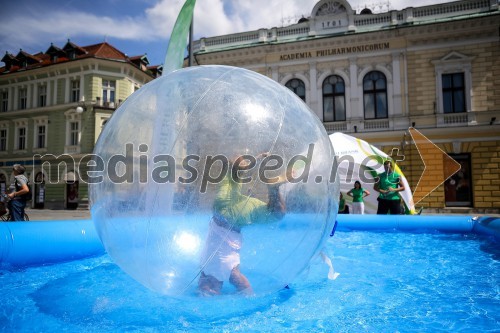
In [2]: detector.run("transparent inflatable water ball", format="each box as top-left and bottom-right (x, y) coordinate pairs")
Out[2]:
(90, 65), (339, 298)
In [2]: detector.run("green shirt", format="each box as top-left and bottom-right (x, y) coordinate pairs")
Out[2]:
(351, 187), (365, 202)
(213, 173), (275, 227)
(378, 171), (401, 200)
(339, 197), (346, 211)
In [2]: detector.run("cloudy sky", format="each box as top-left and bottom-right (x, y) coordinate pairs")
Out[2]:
(1, 0), (457, 66)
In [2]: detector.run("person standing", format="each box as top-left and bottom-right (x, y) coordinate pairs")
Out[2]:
(7, 164), (30, 221)
(373, 160), (405, 215)
(347, 180), (370, 214)
(198, 153), (287, 296)
(338, 192), (349, 214)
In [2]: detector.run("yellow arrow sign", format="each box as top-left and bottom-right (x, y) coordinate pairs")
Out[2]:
(409, 127), (461, 204)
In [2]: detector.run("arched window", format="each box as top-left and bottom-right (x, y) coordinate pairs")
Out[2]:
(322, 75), (345, 122)
(285, 78), (306, 102)
(363, 71), (388, 119)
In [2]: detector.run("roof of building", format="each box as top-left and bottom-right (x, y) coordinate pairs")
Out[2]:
(0, 40), (155, 76)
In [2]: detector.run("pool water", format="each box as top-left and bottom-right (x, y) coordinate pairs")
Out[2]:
(1, 231), (499, 332)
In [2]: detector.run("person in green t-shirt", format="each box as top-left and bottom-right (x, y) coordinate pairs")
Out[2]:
(373, 160), (405, 215)
(338, 192), (349, 214)
(198, 153), (287, 296)
(347, 180), (370, 214)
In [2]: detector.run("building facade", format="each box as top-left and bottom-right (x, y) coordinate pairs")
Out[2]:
(0, 41), (159, 209)
(191, 0), (500, 212)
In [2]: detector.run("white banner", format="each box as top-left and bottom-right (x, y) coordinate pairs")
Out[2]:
(330, 132), (416, 215)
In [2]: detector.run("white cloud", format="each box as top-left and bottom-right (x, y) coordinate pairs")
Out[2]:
(0, 0), (458, 55)
(187, 0), (458, 38)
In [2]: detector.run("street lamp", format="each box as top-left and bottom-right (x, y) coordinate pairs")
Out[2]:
(76, 101), (86, 113)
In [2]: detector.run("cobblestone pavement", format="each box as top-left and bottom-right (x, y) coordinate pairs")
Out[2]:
(25, 208), (91, 221)
(23, 208), (498, 221)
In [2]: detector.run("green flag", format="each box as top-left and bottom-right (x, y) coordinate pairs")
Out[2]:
(163, 0), (197, 74)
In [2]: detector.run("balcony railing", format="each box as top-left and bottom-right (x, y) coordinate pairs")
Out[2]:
(364, 119), (390, 130)
(324, 122), (347, 133)
(437, 112), (476, 126)
(323, 110), (499, 134)
(64, 145), (81, 154)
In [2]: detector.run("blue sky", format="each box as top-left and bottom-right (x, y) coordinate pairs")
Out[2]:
(1, 0), (457, 67)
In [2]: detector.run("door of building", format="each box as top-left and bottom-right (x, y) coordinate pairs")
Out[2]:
(444, 153), (472, 207)
(34, 172), (45, 209)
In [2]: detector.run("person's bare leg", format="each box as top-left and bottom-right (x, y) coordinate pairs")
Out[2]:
(229, 265), (253, 294)
(198, 271), (223, 296)
(267, 183), (286, 218)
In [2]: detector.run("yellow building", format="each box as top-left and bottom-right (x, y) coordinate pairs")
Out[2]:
(0, 41), (159, 209)
(191, 0), (500, 213)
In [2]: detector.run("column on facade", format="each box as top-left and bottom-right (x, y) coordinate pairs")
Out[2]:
(27, 84), (32, 109)
(349, 57), (361, 120)
(64, 77), (70, 103)
(308, 61), (319, 118)
(391, 52), (403, 117)
(8, 86), (14, 111)
(47, 80), (52, 106)
(53, 79), (58, 105)
(79, 75), (85, 102)
(270, 66), (279, 82)
(13, 86), (18, 110)
(33, 82), (38, 108)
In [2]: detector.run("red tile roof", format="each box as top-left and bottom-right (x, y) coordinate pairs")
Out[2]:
(0, 41), (154, 76)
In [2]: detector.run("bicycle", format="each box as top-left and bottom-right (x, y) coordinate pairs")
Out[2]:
(0, 197), (29, 221)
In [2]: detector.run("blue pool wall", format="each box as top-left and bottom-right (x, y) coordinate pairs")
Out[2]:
(1, 215), (498, 268)
(0, 220), (103, 268)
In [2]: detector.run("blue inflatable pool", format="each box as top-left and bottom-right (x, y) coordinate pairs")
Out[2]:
(1, 215), (498, 268)
(1, 214), (499, 332)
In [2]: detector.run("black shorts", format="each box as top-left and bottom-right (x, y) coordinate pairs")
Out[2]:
(376, 198), (401, 215)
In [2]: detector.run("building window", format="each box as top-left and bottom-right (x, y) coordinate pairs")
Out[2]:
(442, 73), (465, 114)
(432, 51), (473, 117)
(0, 129), (7, 151)
(102, 80), (116, 105)
(36, 125), (46, 149)
(363, 71), (387, 119)
(71, 80), (80, 103)
(33, 118), (48, 151)
(38, 85), (47, 107)
(19, 88), (27, 110)
(69, 121), (79, 146)
(285, 79), (306, 102)
(1, 91), (8, 112)
(323, 75), (346, 122)
(444, 153), (472, 207)
(17, 127), (26, 150)
(64, 113), (82, 154)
